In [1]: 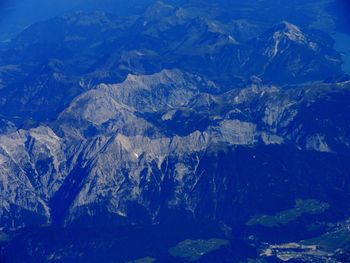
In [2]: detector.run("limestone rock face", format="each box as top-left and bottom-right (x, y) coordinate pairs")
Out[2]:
(0, 68), (349, 230)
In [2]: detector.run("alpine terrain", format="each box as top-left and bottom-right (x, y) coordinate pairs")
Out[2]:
(0, 0), (350, 262)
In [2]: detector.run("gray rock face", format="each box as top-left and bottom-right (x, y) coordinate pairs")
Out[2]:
(236, 21), (343, 83)
(0, 69), (349, 230)
(0, 126), (65, 229)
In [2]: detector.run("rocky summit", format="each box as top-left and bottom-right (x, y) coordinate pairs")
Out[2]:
(0, 1), (350, 263)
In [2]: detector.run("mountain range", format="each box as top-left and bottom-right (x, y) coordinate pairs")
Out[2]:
(0, 1), (350, 262)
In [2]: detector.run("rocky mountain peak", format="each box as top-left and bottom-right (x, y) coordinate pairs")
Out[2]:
(264, 21), (313, 58)
(144, 1), (175, 21)
(274, 21), (306, 42)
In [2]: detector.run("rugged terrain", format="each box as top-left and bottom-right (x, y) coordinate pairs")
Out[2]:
(0, 1), (350, 262)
